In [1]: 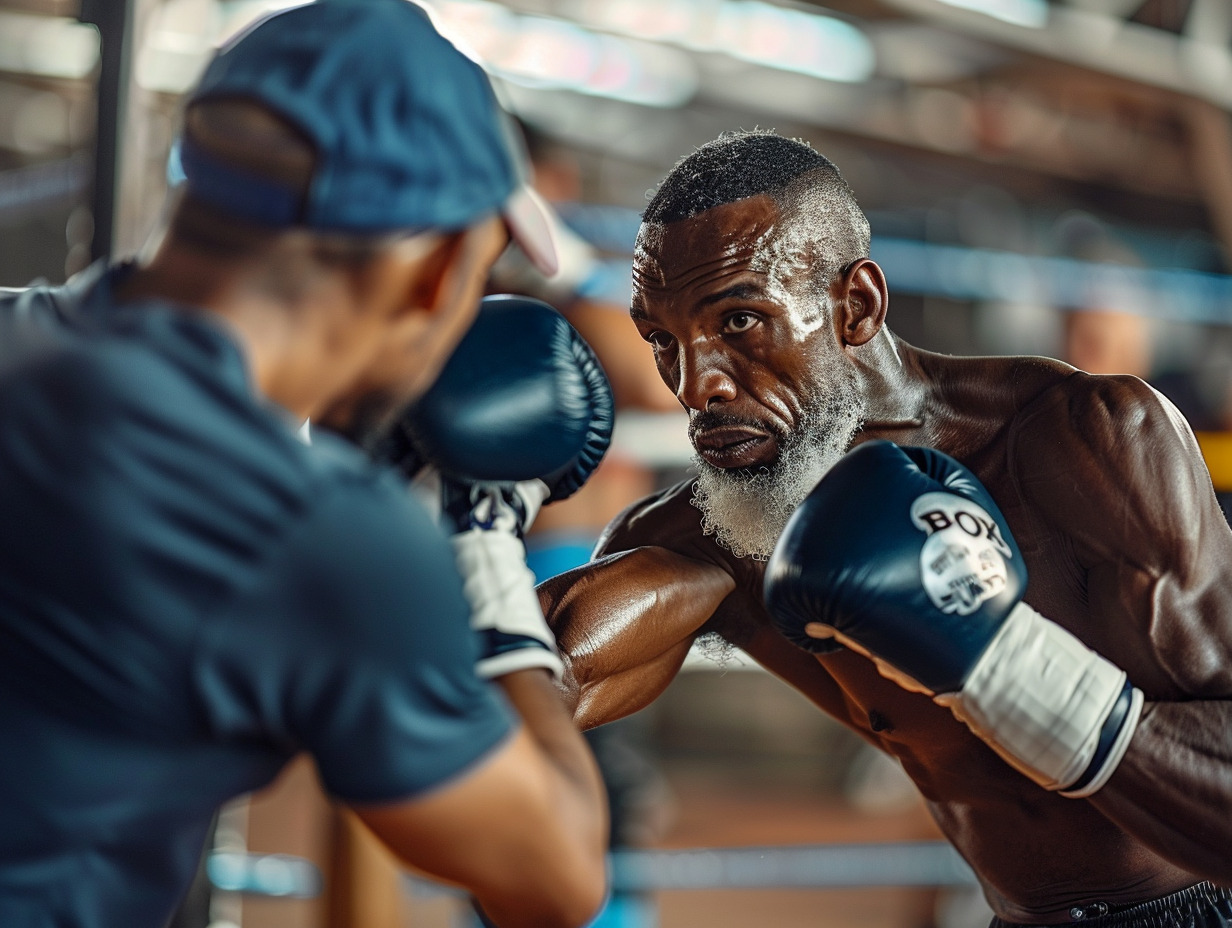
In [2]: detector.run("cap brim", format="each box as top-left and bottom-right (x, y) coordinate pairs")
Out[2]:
(503, 184), (560, 279)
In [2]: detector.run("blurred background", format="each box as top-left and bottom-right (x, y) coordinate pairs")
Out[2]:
(2, 0), (1231, 926)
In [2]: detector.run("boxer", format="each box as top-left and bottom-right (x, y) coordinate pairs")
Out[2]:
(538, 129), (1232, 926)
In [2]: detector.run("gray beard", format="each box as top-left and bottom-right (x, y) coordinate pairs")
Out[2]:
(691, 374), (865, 560)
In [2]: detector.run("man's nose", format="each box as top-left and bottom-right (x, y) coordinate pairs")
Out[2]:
(675, 342), (738, 411)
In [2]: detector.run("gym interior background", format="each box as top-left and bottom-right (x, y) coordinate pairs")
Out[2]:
(1, 1), (1230, 927)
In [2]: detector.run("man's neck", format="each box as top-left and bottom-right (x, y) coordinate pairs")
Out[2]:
(852, 328), (928, 431)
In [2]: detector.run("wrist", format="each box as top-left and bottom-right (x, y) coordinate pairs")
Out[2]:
(942, 602), (1143, 795)
(452, 528), (563, 681)
(1059, 679), (1142, 797)
(444, 479), (550, 537)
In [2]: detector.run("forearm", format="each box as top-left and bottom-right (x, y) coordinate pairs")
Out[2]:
(1091, 700), (1232, 883)
(495, 668), (607, 843)
(482, 669), (609, 927)
(539, 546), (736, 728)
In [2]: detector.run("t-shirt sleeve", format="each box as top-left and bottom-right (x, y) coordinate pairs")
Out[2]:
(194, 471), (515, 804)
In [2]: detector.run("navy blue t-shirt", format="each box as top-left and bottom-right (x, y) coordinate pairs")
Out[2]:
(0, 263), (514, 928)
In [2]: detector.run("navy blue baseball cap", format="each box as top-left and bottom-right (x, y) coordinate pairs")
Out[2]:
(178, 0), (557, 276)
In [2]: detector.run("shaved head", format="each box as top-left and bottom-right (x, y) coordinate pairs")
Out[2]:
(643, 129), (870, 287)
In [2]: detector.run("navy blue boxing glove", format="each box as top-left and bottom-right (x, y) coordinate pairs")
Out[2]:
(765, 441), (1143, 798)
(381, 293), (613, 502)
(381, 295), (614, 680)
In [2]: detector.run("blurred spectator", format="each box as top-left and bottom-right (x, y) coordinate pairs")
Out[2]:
(1055, 226), (1232, 523)
(1057, 215), (1154, 377)
(1063, 308), (1151, 379)
(491, 123), (678, 413)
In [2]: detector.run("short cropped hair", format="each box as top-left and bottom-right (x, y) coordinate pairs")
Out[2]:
(643, 130), (870, 285)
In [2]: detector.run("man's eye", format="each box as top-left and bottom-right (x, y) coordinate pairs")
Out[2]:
(724, 312), (758, 333)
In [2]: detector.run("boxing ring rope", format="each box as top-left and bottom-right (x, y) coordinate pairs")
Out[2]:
(207, 840), (976, 901)
(390, 842), (979, 902)
(606, 841), (977, 892)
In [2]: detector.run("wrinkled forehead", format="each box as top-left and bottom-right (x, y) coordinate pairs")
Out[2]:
(634, 196), (782, 284)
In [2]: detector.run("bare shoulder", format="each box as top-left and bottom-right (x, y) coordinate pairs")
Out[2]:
(593, 479), (766, 593)
(1006, 369), (1214, 547)
(986, 353), (1077, 403)
(591, 479), (775, 643)
(593, 479), (714, 561)
(928, 351), (1076, 424)
(1022, 367), (1181, 430)
(1008, 370), (1203, 501)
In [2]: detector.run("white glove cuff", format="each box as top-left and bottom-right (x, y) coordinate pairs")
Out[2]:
(475, 646), (565, 681)
(945, 602), (1142, 794)
(1059, 683), (1143, 798)
(451, 528), (563, 681)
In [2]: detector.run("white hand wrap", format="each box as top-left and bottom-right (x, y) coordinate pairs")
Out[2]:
(448, 480), (563, 681)
(939, 602), (1143, 796)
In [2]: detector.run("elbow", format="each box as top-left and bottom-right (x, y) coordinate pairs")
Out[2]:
(539, 877), (609, 928)
(554, 879), (611, 928)
(540, 833), (609, 928)
(568, 846), (611, 927)
(483, 858), (609, 928)
(487, 831), (609, 928)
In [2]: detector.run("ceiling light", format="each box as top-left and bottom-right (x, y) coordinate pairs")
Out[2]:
(0, 12), (99, 81)
(428, 2), (698, 108)
(931, 0), (1049, 29)
(565, 0), (875, 83)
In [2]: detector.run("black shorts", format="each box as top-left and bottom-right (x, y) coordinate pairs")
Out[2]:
(989, 883), (1232, 928)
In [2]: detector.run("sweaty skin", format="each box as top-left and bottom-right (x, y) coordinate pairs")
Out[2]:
(538, 196), (1232, 923)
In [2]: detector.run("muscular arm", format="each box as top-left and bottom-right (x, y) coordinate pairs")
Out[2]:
(538, 478), (863, 730)
(1015, 375), (1232, 880)
(1089, 556), (1232, 880)
(540, 546), (736, 729)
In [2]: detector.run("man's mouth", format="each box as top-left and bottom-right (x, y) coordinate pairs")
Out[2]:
(691, 424), (777, 470)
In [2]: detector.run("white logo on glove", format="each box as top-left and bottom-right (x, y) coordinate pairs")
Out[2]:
(910, 492), (1011, 616)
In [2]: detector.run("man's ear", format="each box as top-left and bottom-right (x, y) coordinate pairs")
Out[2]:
(834, 258), (888, 347)
(333, 229), (457, 326)
(400, 230), (470, 320)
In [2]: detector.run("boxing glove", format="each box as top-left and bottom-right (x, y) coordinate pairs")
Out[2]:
(378, 293), (614, 502)
(379, 295), (613, 681)
(764, 440), (1143, 797)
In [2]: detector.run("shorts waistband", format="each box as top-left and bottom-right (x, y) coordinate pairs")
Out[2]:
(990, 882), (1232, 928)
